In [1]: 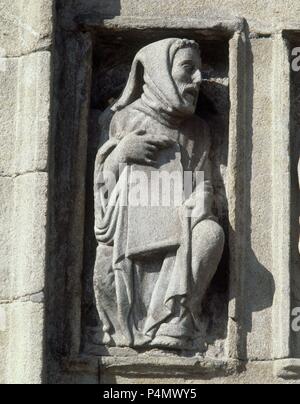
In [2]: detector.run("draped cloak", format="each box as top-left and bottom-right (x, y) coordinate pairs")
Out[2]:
(93, 39), (216, 348)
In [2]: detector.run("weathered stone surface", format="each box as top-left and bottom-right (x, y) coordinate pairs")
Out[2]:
(0, 1), (52, 386)
(0, 0), (53, 57)
(0, 304), (9, 383)
(242, 38), (274, 360)
(102, 364), (293, 384)
(0, 178), (13, 301)
(4, 301), (44, 384)
(60, 0), (300, 33)
(272, 35), (292, 360)
(46, 32), (92, 371)
(63, 355), (300, 384)
(2, 0), (300, 386)
(10, 173), (48, 299)
(0, 59), (18, 177)
(274, 359), (300, 380)
(0, 52), (51, 177)
(13, 52), (51, 175)
(0, 173), (48, 302)
(120, 0), (300, 32)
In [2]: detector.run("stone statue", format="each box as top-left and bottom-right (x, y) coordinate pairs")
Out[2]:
(93, 38), (225, 350)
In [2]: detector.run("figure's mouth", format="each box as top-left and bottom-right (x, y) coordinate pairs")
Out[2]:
(183, 86), (199, 104)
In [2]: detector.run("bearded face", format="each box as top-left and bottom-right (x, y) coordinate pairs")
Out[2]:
(171, 47), (202, 115)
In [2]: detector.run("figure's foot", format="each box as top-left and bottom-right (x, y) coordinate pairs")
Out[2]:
(150, 335), (194, 350)
(132, 333), (153, 347)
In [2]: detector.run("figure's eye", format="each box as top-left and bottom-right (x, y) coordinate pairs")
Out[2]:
(182, 64), (194, 74)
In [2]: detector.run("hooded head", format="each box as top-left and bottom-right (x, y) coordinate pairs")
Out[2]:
(112, 38), (202, 127)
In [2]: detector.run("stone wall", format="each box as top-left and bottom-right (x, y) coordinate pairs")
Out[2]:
(0, 0), (54, 384)
(0, 0), (300, 384)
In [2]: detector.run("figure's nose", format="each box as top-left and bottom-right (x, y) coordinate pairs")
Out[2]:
(193, 69), (202, 86)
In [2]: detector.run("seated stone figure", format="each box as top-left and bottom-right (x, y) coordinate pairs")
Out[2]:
(93, 38), (225, 350)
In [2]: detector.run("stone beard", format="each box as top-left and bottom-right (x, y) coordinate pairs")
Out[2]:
(93, 38), (225, 350)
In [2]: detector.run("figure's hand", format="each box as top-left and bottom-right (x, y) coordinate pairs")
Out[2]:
(184, 188), (213, 222)
(117, 130), (175, 166)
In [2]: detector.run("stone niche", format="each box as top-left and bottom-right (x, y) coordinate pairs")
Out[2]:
(51, 17), (236, 384)
(83, 31), (230, 356)
(49, 11), (299, 383)
(52, 17), (243, 385)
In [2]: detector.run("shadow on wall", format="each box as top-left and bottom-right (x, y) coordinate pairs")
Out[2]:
(75, 0), (122, 17)
(56, 0), (122, 28)
(89, 0), (121, 17)
(290, 41), (300, 358)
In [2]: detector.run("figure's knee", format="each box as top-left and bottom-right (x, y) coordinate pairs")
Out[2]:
(192, 219), (225, 254)
(191, 220), (224, 291)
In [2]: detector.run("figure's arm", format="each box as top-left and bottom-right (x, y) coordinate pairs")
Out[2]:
(103, 130), (175, 180)
(94, 119), (175, 214)
(184, 122), (215, 226)
(184, 155), (214, 224)
(201, 156), (214, 216)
